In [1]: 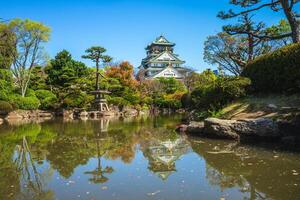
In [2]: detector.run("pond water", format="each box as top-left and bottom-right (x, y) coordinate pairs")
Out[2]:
(0, 115), (299, 200)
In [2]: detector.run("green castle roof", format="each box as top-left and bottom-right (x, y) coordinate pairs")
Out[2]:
(147, 35), (175, 48)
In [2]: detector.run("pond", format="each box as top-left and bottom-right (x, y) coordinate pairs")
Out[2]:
(0, 115), (299, 200)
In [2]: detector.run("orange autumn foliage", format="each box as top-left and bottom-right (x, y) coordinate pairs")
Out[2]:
(105, 61), (138, 88)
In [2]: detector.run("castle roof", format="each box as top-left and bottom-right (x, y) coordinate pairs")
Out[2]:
(146, 35), (175, 49)
(148, 51), (185, 64)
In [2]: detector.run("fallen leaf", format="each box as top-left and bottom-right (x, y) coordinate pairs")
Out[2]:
(147, 190), (160, 196)
(101, 186), (108, 190)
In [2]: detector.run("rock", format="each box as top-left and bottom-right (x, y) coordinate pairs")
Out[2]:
(203, 118), (279, 140)
(204, 118), (239, 139)
(123, 108), (138, 117)
(176, 109), (186, 114)
(110, 106), (120, 113)
(79, 111), (89, 117)
(63, 110), (74, 119)
(5, 111), (24, 120)
(186, 121), (205, 135)
(99, 111), (115, 117)
(37, 110), (53, 118)
(232, 118), (280, 138)
(139, 109), (150, 116)
(176, 124), (188, 133)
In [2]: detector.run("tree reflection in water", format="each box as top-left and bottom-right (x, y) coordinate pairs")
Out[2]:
(85, 118), (114, 184)
(15, 136), (54, 200)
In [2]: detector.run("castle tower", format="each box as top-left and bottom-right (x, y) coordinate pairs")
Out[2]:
(137, 35), (191, 80)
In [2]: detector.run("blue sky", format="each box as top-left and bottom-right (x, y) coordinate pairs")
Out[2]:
(1, 0), (288, 72)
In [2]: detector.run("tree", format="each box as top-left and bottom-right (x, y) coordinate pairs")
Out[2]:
(184, 71), (217, 92)
(82, 46), (112, 94)
(29, 66), (48, 90)
(106, 62), (138, 88)
(157, 77), (186, 94)
(205, 14), (292, 75)
(218, 0), (300, 43)
(204, 32), (251, 75)
(9, 19), (51, 97)
(46, 50), (93, 108)
(105, 62), (141, 107)
(203, 21), (284, 76)
(46, 50), (89, 89)
(264, 19), (292, 46)
(0, 22), (15, 100)
(0, 69), (14, 101)
(0, 22), (16, 69)
(185, 70), (217, 93)
(222, 14), (270, 61)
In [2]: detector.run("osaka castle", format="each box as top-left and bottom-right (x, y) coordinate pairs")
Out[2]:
(137, 35), (191, 80)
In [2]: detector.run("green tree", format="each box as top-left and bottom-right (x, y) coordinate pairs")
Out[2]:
(184, 70), (217, 92)
(204, 32), (249, 75)
(46, 50), (93, 108)
(218, 0), (299, 43)
(29, 66), (48, 90)
(265, 19), (292, 46)
(0, 22), (16, 69)
(0, 68), (14, 101)
(222, 14), (271, 61)
(46, 50), (88, 89)
(8, 19), (51, 97)
(204, 16), (290, 75)
(82, 46), (112, 94)
(157, 77), (186, 94)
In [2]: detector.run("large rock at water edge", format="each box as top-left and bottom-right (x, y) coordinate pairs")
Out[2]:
(186, 121), (205, 134)
(203, 118), (280, 140)
(232, 118), (279, 138)
(204, 118), (239, 139)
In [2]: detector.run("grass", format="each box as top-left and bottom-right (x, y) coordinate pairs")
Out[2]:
(218, 94), (300, 120)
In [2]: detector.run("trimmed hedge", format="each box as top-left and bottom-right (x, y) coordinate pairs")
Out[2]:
(191, 76), (251, 111)
(242, 43), (300, 94)
(13, 96), (40, 110)
(0, 101), (13, 114)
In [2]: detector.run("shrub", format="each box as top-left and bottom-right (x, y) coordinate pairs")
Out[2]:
(108, 97), (129, 107)
(25, 89), (37, 97)
(35, 90), (58, 110)
(0, 101), (13, 114)
(242, 43), (300, 94)
(191, 76), (251, 111)
(13, 96), (40, 110)
(63, 93), (85, 109)
(181, 93), (192, 108)
(153, 96), (182, 110)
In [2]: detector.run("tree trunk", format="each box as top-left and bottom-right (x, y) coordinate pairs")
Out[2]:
(247, 34), (254, 61)
(95, 59), (100, 99)
(280, 0), (300, 43)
